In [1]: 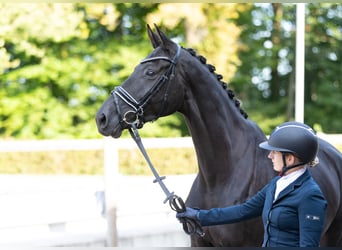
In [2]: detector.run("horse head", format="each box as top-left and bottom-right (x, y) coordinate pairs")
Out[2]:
(96, 24), (185, 138)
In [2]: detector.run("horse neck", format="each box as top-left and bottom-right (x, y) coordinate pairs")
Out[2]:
(180, 62), (261, 187)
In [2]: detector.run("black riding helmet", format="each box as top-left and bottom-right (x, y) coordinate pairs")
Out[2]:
(259, 121), (319, 175)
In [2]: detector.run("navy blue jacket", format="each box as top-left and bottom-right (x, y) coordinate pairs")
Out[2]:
(198, 169), (327, 247)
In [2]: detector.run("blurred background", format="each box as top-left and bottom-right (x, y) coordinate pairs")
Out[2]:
(0, 2), (341, 247)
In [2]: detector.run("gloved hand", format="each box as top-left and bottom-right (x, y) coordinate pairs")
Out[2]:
(176, 207), (200, 222)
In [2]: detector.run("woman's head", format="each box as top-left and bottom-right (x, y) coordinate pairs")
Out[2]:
(267, 150), (301, 173)
(259, 121), (319, 175)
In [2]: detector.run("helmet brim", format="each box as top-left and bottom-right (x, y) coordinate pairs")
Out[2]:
(259, 141), (293, 153)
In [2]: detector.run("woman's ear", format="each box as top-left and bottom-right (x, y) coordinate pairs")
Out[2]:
(286, 154), (297, 165)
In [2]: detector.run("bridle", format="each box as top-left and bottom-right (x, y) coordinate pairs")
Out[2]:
(111, 43), (181, 129)
(109, 44), (205, 237)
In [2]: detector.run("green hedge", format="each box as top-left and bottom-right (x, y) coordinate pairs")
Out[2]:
(1, 145), (340, 175)
(0, 150), (103, 175)
(0, 148), (197, 175)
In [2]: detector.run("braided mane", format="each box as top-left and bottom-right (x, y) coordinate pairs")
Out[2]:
(184, 47), (248, 119)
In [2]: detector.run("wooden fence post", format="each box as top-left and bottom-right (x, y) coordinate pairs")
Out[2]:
(103, 137), (119, 246)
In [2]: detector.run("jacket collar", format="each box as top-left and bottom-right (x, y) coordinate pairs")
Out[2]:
(273, 168), (311, 203)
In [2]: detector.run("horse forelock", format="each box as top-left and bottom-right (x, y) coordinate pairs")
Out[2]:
(184, 47), (248, 119)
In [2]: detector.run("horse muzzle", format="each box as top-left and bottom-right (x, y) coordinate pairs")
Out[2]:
(95, 106), (123, 138)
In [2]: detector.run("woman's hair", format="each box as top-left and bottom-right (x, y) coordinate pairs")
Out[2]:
(286, 152), (319, 168)
(308, 157), (319, 167)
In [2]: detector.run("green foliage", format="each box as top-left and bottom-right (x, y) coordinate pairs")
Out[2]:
(248, 111), (285, 135)
(0, 3), (341, 140)
(0, 142), (340, 175)
(0, 147), (197, 175)
(134, 113), (189, 138)
(119, 147), (197, 175)
(0, 150), (103, 175)
(304, 4), (342, 133)
(232, 3), (342, 133)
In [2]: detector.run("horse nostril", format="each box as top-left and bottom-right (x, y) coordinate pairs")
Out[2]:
(98, 113), (108, 128)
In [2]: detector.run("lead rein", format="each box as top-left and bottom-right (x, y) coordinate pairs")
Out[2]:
(127, 125), (204, 237)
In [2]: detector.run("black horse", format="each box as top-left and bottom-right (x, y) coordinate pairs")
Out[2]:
(96, 25), (342, 246)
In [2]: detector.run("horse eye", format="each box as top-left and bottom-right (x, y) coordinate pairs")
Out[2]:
(145, 69), (155, 77)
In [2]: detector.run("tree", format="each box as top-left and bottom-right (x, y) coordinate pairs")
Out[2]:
(0, 3), (173, 139)
(147, 3), (249, 80)
(1, 3), (340, 139)
(305, 4), (342, 133)
(0, 3), (87, 138)
(231, 3), (342, 133)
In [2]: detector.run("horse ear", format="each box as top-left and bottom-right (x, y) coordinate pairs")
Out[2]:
(154, 24), (173, 50)
(147, 24), (160, 49)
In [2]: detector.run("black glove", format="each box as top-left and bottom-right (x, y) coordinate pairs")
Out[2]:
(176, 207), (200, 222)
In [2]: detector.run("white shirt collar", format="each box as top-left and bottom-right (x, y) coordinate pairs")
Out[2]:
(274, 167), (307, 201)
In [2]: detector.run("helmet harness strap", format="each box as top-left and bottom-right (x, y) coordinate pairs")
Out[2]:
(280, 153), (305, 177)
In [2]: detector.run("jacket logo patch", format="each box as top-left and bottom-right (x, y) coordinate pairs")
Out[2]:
(306, 214), (320, 221)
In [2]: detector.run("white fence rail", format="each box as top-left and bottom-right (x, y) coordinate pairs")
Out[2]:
(0, 137), (195, 247)
(0, 134), (340, 153)
(0, 137), (195, 152)
(0, 134), (340, 247)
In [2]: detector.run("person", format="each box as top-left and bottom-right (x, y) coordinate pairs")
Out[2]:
(177, 121), (327, 247)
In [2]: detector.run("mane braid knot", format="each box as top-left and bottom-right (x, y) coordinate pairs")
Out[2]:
(184, 47), (248, 119)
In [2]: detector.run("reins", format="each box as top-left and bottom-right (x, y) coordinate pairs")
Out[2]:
(112, 43), (204, 237)
(128, 124), (205, 237)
